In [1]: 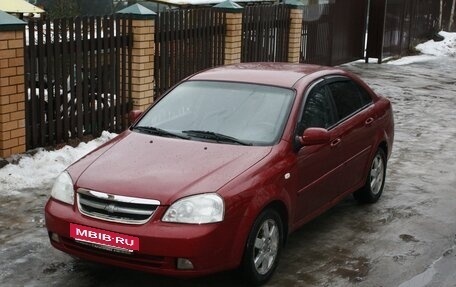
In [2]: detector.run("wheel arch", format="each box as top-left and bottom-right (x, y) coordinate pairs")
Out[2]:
(228, 189), (291, 268)
(239, 199), (290, 285)
(378, 140), (388, 160)
(364, 138), (389, 179)
(261, 200), (289, 245)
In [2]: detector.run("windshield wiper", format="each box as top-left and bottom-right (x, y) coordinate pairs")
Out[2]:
(182, 130), (252, 146)
(133, 126), (190, 140)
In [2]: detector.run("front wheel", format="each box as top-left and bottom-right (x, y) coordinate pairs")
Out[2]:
(354, 148), (387, 203)
(242, 209), (283, 286)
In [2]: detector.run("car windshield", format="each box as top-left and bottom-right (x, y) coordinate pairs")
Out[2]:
(134, 81), (295, 146)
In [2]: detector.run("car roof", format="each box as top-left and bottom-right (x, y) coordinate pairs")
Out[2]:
(188, 62), (339, 88)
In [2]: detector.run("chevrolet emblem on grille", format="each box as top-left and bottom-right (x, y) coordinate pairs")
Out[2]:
(105, 203), (116, 213)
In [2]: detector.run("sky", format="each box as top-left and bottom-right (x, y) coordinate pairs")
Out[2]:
(0, 31), (455, 195)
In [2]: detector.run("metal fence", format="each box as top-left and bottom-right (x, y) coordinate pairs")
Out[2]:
(241, 4), (290, 62)
(154, 8), (226, 97)
(442, 0), (456, 31)
(300, 0), (367, 66)
(24, 16), (132, 149)
(383, 0), (413, 58)
(366, 0), (442, 62)
(412, 0), (440, 40)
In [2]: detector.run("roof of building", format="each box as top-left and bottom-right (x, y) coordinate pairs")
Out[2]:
(146, 0), (272, 7)
(0, 0), (45, 14)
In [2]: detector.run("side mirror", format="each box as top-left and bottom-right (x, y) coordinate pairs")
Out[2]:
(298, 128), (330, 146)
(129, 110), (143, 124)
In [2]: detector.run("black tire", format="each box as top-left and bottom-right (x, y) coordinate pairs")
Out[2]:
(354, 148), (387, 203)
(241, 208), (283, 286)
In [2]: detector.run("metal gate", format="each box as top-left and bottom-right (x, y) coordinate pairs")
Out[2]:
(300, 0), (368, 66)
(366, 0), (440, 62)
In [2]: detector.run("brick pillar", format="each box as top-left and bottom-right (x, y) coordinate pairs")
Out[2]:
(0, 12), (26, 158)
(288, 8), (304, 63)
(224, 12), (243, 65)
(214, 1), (244, 65)
(117, 4), (156, 111)
(130, 19), (155, 111)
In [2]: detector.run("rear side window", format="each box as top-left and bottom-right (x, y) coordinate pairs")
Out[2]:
(328, 80), (372, 120)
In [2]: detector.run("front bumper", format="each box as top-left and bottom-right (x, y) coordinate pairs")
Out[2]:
(44, 198), (239, 277)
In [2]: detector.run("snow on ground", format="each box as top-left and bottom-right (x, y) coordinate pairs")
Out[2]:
(388, 31), (456, 65)
(0, 131), (117, 195)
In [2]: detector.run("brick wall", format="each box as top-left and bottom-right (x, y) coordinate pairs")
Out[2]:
(0, 30), (26, 157)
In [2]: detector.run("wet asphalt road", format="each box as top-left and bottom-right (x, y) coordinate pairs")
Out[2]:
(1, 58), (456, 287)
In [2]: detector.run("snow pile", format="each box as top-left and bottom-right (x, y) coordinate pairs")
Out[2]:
(388, 31), (456, 65)
(0, 131), (117, 195)
(416, 31), (456, 57)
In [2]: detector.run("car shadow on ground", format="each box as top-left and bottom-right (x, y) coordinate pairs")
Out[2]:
(70, 261), (248, 287)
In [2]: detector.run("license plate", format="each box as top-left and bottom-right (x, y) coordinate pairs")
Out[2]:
(70, 223), (139, 252)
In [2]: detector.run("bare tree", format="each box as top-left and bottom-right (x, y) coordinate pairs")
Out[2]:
(450, 0), (456, 31)
(439, 0), (443, 30)
(48, 0), (80, 19)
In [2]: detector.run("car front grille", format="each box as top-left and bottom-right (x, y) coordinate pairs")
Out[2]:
(77, 189), (160, 224)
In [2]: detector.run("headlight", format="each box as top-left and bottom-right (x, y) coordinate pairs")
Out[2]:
(162, 193), (224, 224)
(51, 171), (74, 205)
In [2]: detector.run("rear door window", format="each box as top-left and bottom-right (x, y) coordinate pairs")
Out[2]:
(327, 80), (372, 121)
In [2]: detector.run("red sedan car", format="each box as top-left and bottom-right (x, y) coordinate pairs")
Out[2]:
(45, 63), (394, 285)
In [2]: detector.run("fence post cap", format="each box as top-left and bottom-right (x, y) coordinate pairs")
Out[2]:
(0, 10), (26, 31)
(284, 0), (306, 8)
(116, 3), (157, 19)
(213, 0), (243, 12)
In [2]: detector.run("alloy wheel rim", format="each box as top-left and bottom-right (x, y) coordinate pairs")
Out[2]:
(253, 219), (279, 275)
(370, 154), (384, 195)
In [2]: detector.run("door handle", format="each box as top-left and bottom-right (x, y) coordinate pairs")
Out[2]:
(365, 117), (374, 126)
(330, 138), (341, 147)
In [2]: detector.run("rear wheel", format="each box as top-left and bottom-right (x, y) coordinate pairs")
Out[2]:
(354, 148), (386, 203)
(242, 209), (283, 286)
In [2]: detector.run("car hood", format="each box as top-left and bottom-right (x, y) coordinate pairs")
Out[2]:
(73, 131), (272, 205)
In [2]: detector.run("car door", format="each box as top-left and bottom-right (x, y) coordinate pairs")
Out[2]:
(294, 81), (342, 222)
(326, 77), (377, 194)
